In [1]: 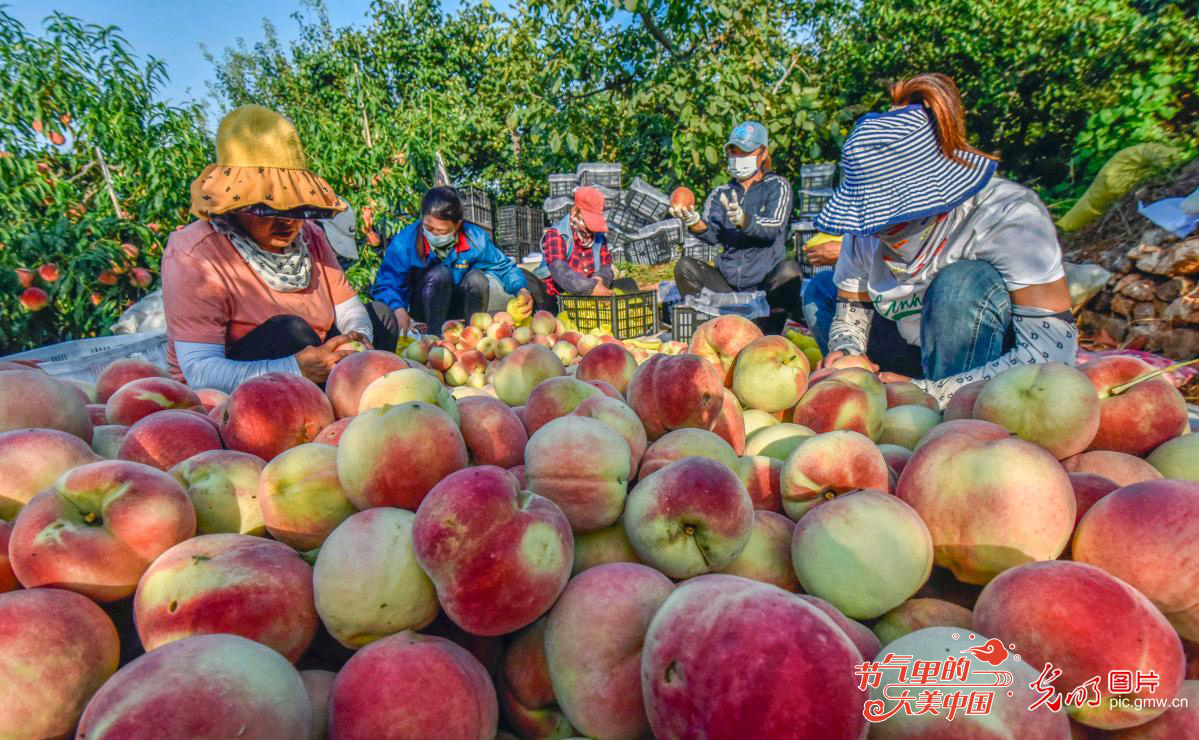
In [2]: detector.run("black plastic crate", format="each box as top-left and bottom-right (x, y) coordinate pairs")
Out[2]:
(644, 218), (684, 247)
(607, 227), (630, 261)
(607, 205), (648, 233)
(798, 188), (834, 214)
(682, 234), (720, 263)
(671, 305), (700, 343)
(558, 291), (658, 339)
(496, 205), (545, 247)
(576, 162), (622, 189)
(790, 220), (834, 279)
(789, 220), (818, 254)
(624, 218), (683, 265)
(458, 186), (494, 234)
(624, 176), (670, 221)
(626, 234), (673, 265)
(800, 162), (837, 190)
(543, 196), (572, 223)
(501, 241), (538, 263)
(548, 173), (577, 198)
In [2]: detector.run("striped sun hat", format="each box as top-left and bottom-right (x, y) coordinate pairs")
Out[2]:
(814, 104), (997, 237)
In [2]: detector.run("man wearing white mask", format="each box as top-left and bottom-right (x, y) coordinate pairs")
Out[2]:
(670, 121), (801, 328)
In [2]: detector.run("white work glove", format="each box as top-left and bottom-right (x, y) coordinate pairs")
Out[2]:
(720, 192), (747, 228)
(669, 204), (701, 227)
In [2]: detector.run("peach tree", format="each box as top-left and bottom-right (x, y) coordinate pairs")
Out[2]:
(0, 10), (210, 352)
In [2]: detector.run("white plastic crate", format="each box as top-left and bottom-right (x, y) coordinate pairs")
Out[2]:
(576, 162), (622, 189)
(593, 185), (622, 203)
(2, 331), (169, 383)
(544, 196), (572, 223)
(548, 174), (577, 198)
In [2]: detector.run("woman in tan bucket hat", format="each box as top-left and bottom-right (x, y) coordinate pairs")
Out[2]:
(162, 105), (397, 392)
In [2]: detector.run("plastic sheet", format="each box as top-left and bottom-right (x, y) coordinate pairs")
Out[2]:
(682, 287), (770, 319)
(111, 290), (166, 334)
(1062, 262), (1113, 311)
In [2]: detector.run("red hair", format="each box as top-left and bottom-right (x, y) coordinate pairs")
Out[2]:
(890, 74), (998, 165)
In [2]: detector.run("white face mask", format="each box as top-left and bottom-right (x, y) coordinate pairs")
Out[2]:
(423, 228), (456, 249)
(728, 154), (759, 180)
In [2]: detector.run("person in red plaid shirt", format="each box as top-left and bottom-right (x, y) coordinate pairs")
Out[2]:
(533, 187), (638, 309)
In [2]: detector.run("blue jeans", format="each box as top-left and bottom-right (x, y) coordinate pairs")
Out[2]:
(801, 270), (838, 352)
(802, 260), (1014, 380)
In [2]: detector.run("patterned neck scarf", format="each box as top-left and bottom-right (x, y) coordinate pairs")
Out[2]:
(211, 215), (313, 292)
(570, 212), (595, 250)
(877, 212), (952, 277)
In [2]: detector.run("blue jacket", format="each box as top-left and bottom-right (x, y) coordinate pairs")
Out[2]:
(372, 221), (527, 311)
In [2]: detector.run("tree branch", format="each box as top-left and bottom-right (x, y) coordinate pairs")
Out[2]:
(771, 53), (800, 96)
(94, 146), (124, 218)
(638, 7), (679, 57)
(561, 75), (633, 101)
(66, 160), (97, 183)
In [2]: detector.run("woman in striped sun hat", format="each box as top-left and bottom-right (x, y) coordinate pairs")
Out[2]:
(809, 73), (1076, 407)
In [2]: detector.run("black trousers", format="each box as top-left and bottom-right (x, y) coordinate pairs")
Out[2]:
(523, 270), (639, 313)
(674, 255), (803, 333)
(408, 264), (489, 332)
(226, 301), (400, 360)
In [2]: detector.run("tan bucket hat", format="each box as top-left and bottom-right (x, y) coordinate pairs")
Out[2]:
(189, 105), (345, 220)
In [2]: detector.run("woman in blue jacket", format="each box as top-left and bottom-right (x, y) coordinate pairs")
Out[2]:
(372, 187), (531, 334)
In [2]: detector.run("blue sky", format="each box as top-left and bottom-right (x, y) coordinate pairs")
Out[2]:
(4, 1), (486, 106)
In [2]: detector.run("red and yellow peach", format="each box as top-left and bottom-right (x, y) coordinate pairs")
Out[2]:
(525, 415), (631, 533)
(313, 507), (438, 648)
(412, 466), (573, 636)
(544, 563), (674, 739)
(0, 368), (93, 440)
(641, 574), (867, 739)
(328, 631), (497, 740)
(219, 372), (333, 461)
(0, 588), (119, 738)
(133, 533), (317, 662)
(258, 442), (356, 550)
(337, 402), (468, 510)
(9, 459), (195, 601)
(623, 456), (753, 579)
(0, 427), (100, 519)
(974, 560), (1185, 730)
(77, 634), (312, 738)
(169, 449), (266, 535)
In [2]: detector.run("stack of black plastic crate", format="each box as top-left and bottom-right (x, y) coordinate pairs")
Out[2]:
(540, 165), (688, 266)
(793, 162), (837, 279)
(495, 205), (546, 262)
(457, 185), (495, 235)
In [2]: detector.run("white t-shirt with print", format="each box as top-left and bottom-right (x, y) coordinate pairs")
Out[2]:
(833, 177), (1065, 345)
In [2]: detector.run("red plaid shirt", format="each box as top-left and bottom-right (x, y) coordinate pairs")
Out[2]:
(541, 227), (612, 295)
